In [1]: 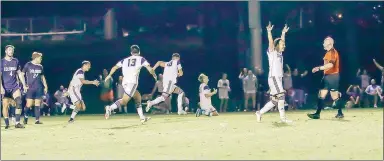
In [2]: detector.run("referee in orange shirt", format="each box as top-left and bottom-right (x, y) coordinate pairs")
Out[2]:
(308, 36), (344, 119)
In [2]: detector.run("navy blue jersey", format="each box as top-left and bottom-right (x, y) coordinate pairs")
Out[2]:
(22, 62), (44, 89)
(1, 58), (21, 89)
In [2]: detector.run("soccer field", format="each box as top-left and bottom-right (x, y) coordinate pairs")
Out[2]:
(1, 109), (383, 160)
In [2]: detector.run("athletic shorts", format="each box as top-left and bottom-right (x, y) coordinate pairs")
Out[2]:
(162, 80), (178, 94)
(321, 73), (340, 91)
(68, 86), (82, 104)
(123, 83), (138, 97)
(268, 76), (284, 96)
(3, 87), (19, 98)
(26, 88), (44, 99)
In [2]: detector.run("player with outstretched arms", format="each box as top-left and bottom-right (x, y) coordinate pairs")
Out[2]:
(145, 53), (187, 115)
(104, 45), (157, 124)
(196, 73), (219, 117)
(67, 61), (100, 123)
(255, 22), (292, 123)
(1, 45), (27, 129)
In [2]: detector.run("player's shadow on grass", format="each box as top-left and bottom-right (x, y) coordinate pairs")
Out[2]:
(322, 118), (351, 122)
(99, 124), (141, 130)
(272, 122), (291, 128)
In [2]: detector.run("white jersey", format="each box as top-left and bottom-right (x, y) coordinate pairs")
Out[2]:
(163, 59), (182, 83)
(267, 49), (284, 78)
(69, 68), (85, 89)
(116, 55), (150, 84)
(199, 83), (213, 108)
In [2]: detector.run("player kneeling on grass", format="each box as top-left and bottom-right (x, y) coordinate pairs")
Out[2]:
(196, 74), (219, 117)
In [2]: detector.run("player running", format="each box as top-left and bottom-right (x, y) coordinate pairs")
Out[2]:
(22, 52), (48, 125)
(67, 61), (100, 123)
(307, 36), (343, 119)
(145, 53), (187, 115)
(255, 22), (292, 123)
(1, 45), (27, 129)
(104, 45), (157, 124)
(196, 73), (219, 117)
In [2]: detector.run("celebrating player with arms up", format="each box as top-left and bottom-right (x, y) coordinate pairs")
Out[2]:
(22, 52), (48, 125)
(104, 45), (157, 124)
(308, 36), (343, 119)
(145, 53), (187, 115)
(255, 22), (292, 123)
(1, 45), (27, 129)
(67, 61), (100, 123)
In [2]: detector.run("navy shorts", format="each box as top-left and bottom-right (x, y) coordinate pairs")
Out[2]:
(321, 74), (340, 91)
(3, 87), (20, 98)
(26, 88), (44, 99)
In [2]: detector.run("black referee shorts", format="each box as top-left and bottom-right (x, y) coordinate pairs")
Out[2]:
(321, 73), (340, 91)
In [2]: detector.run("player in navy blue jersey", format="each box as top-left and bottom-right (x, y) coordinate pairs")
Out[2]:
(21, 52), (48, 125)
(1, 45), (27, 129)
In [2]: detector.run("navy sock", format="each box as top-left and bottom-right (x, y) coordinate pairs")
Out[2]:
(24, 107), (30, 118)
(34, 106), (40, 121)
(4, 118), (9, 126)
(315, 98), (324, 115)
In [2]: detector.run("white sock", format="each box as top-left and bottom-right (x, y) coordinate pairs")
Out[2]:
(70, 109), (79, 119)
(259, 101), (275, 115)
(177, 92), (184, 112)
(277, 100), (286, 120)
(110, 99), (122, 110)
(123, 106), (128, 113)
(150, 96), (165, 105)
(137, 107), (145, 119)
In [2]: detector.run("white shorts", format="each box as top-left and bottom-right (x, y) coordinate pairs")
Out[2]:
(162, 80), (178, 94)
(68, 86), (82, 104)
(218, 90), (229, 99)
(123, 83), (138, 97)
(268, 76), (284, 96)
(245, 90), (256, 94)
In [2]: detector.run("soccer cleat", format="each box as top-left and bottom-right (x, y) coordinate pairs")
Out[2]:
(23, 118), (28, 124)
(255, 111), (262, 122)
(15, 123), (25, 128)
(61, 104), (67, 113)
(140, 117), (151, 124)
(5, 125), (10, 129)
(178, 110), (187, 115)
(68, 118), (75, 123)
(145, 101), (152, 112)
(307, 113), (320, 119)
(105, 106), (111, 120)
(35, 121), (43, 124)
(335, 113), (344, 119)
(195, 109), (201, 117)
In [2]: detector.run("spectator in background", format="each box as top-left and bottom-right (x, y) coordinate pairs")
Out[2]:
(365, 79), (382, 108)
(291, 68), (308, 109)
(115, 76), (127, 114)
(217, 73), (230, 112)
(254, 66), (268, 111)
(346, 85), (362, 109)
(283, 65), (294, 109)
(99, 69), (114, 112)
(41, 93), (51, 116)
(356, 68), (371, 106)
(238, 68), (248, 111)
(373, 59), (384, 90)
(242, 70), (257, 111)
(54, 85), (73, 114)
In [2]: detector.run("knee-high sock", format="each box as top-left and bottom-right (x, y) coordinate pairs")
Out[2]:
(70, 107), (80, 119)
(4, 117), (9, 126)
(333, 98), (343, 115)
(177, 92), (184, 112)
(136, 103), (145, 119)
(315, 98), (325, 114)
(24, 107), (31, 118)
(259, 101), (275, 115)
(150, 96), (165, 105)
(277, 100), (286, 120)
(34, 106), (41, 121)
(110, 99), (122, 110)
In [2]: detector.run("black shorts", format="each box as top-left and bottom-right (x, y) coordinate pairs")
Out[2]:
(3, 87), (19, 98)
(26, 88), (44, 99)
(321, 74), (340, 91)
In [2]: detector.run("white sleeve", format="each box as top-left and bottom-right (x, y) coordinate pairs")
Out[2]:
(116, 60), (123, 68)
(142, 60), (150, 67)
(218, 80), (222, 88)
(177, 64), (182, 70)
(77, 74), (84, 79)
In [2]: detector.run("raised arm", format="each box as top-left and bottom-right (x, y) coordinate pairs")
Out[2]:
(373, 59), (384, 71)
(286, 64), (291, 75)
(356, 68), (361, 77)
(346, 85), (352, 94)
(266, 21), (274, 52)
(280, 24), (289, 42)
(153, 61), (166, 71)
(301, 70), (308, 77)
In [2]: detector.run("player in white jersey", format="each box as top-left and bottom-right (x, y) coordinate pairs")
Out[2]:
(145, 53), (188, 115)
(255, 22), (292, 123)
(196, 73), (219, 117)
(67, 61), (100, 123)
(104, 45), (157, 124)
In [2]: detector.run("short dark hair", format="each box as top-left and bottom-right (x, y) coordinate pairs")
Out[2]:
(82, 60), (91, 65)
(172, 53), (180, 58)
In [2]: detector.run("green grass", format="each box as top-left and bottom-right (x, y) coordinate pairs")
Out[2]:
(1, 109), (383, 160)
